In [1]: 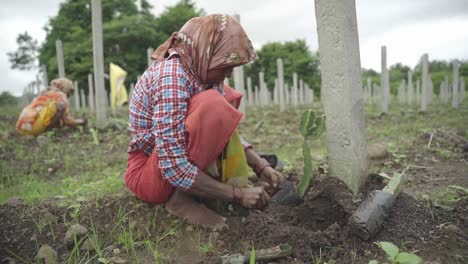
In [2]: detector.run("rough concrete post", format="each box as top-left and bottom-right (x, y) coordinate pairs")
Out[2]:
(315, 0), (368, 193)
(129, 83), (135, 101)
(429, 76), (434, 104)
(285, 83), (290, 106)
(247, 77), (254, 106)
(380, 46), (390, 113)
(147, 48), (154, 67)
(73, 81), (80, 110)
(254, 85), (260, 106)
(92, 0), (107, 126)
(299, 79), (304, 105)
(80, 89), (86, 108)
(460, 77), (465, 103)
(421, 54), (429, 111)
(407, 70), (414, 106)
(452, 61), (459, 109)
(292, 72), (298, 106)
(277, 58), (285, 112)
(273, 78), (279, 105)
(55, 40), (66, 78)
(416, 80), (421, 106)
(41, 65), (48, 88)
(88, 74), (95, 111)
(259, 72), (265, 106)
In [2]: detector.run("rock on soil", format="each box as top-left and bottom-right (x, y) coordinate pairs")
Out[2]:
(63, 224), (87, 247)
(36, 245), (57, 264)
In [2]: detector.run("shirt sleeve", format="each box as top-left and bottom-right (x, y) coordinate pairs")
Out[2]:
(153, 74), (199, 190)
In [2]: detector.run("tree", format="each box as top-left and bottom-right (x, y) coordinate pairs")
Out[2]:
(244, 40), (320, 96)
(30, 0), (202, 94)
(0, 91), (18, 106)
(7, 32), (39, 70)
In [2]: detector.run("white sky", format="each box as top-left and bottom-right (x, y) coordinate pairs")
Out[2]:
(1, 0), (468, 96)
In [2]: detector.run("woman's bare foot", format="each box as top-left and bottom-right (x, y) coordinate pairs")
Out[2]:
(165, 189), (226, 227)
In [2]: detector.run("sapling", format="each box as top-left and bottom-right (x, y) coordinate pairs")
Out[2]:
(296, 110), (325, 197)
(369, 241), (422, 264)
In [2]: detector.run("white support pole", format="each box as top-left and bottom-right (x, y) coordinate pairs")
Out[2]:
(381, 46), (389, 113)
(277, 58), (285, 112)
(315, 0), (368, 193)
(147, 48), (154, 67)
(88, 74), (95, 111)
(407, 70), (414, 106)
(55, 40), (66, 78)
(41, 65), (48, 88)
(73, 80), (80, 111)
(421, 54), (429, 111)
(92, 0), (107, 126)
(292, 72), (298, 106)
(247, 77), (254, 106)
(452, 61), (459, 108)
(80, 89), (86, 108)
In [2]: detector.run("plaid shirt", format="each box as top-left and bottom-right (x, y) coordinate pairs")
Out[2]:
(128, 55), (249, 190)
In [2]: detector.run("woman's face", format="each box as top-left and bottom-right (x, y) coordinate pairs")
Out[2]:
(206, 67), (234, 84)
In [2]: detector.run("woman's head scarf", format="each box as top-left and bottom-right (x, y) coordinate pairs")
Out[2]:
(152, 14), (258, 84)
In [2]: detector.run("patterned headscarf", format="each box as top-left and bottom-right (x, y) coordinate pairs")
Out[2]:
(152, 14), (258, 85)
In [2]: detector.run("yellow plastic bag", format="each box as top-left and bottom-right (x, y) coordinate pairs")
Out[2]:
(110, 63), (129, 109)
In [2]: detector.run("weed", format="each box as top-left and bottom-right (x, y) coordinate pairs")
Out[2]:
(369, 241), (422, 264)
(194, 227), (214, 254)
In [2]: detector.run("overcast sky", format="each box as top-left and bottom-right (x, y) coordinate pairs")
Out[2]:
(1, 0), (468, 96)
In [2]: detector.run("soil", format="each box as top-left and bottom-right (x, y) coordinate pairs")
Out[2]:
(1, 126), (467, 263)
(214, 177), (468, 264)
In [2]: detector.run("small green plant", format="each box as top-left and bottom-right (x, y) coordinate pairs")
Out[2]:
(297, 110), (325, 197)
(369, 241), (422, 264)
(386, 143), (406, 163)
(250, 246), (255, 264)
(90, 128), (100, 145)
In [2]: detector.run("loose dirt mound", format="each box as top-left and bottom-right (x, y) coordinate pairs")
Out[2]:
(216, 177), (468, 263)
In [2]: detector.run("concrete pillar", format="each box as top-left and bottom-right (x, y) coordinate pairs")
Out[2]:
(80, 89), (86, 108)
(55, 40), (66, 78)
(460, 77), (465, 103)
(254, 85), (260, 106)
(398, 80), (405, 104)
(292, 72), (298, 106)
(299, 79), (304, 105)
(416, 80), (421, 107)
(41, 65), (48, 88)
(147, 47), (154, 67)
(452, 61), (459, 109)
(428, 76), (434, 104)
(315, 0), (368, 193)
(92, 0), (107, 126)
(285, 83), (290, 106)
(380, 46), (390, 113)
(247, 77), (254, 106)
(73, 80), (80, 110)
(129, 83), (135, 102)
(273, 78), (279, 105)
(421, 54), (429, 111)
(407, 70), (414, 106)
(277, 58), (285, 112)
(88, 74), (95, 111)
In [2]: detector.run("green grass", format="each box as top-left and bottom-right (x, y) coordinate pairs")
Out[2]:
(1, 99), (467, 204)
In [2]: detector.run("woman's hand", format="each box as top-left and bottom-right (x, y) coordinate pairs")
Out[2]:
(237, 186), (270, 209)
(259, 166), (285, 189)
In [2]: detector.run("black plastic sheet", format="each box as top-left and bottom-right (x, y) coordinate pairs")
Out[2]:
(348, 190), (396, 240)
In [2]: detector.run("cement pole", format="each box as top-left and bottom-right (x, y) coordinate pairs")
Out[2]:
(315, 0), (368, 194)
(92, 0), (107, 126)
(55, 40), (66, 78)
